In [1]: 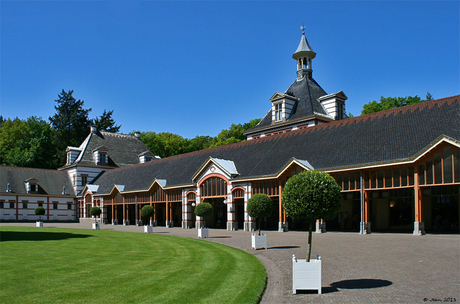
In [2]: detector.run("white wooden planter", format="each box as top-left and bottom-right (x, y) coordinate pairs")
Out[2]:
(198, 228), (209, 238)
(292, 254), (321, 294)
(92, 222), (100, 230)
(144, 225), (153, 233)
(251, 233), (267, 250)
(36, 221), (43, 227)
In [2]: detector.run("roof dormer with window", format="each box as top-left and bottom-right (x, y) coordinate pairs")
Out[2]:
(24, 177), (39, 194)
(270, 92), (298, 124)
(93, 146), (109, 166)
(66, 147), (82, 165)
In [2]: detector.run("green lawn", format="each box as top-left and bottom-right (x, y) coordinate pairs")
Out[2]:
(0, 226), (266, 303)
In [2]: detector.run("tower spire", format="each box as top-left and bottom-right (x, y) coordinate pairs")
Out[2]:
(293, 29), (316, 80)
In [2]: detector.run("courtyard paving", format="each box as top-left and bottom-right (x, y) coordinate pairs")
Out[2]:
(2, 222), (459, 303)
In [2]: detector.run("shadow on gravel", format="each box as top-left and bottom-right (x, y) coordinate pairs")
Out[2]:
(268, 246), (301, 250)
(297, 279), (393, 295)
(209, 236), (231, 239)
(331, 279), (393, 289)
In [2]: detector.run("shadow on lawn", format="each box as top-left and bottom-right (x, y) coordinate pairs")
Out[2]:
(0, 231), (93, 242)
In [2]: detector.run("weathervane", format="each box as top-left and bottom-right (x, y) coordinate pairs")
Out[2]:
(300, 25), (306, 34)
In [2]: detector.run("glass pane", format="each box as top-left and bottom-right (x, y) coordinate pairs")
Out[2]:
(377, 170), (384, 188)
(364, 172), (369, 189)
(336, 174), (343, 189)
(408, 166), (414, 185)
(385, 169), (392, 188)
(455, 151), (460, 183)
(419, 165), (425, 185)
(394, 168), (400, 187)
(350, 172), (356, 190)
(443, 147), (453, 183)
(426, 161), (433, 184)
(371, 171), (377, 189)
(401, 167), (408, 186)
(434, 154), (442, 184)
(344, 174), (349, 190)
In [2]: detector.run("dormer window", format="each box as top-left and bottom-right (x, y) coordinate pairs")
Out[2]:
(93, 146), (109, 166)
(24, 178), (39, 193)
(98, 152), (107, 165)
(139, 151), (155, 163)
(65, 146), (82, 165)
(270, 92), (297, 124)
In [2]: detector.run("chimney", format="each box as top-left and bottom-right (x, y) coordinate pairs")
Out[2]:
(135, 132), (141, 140)
(90, 125), (97, 133)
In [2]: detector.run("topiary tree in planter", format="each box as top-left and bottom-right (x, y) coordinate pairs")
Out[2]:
(195, 202), (213, 228)
(282, 170), (341, 262)
(247, 193), (273, 235)
(90, 206), (102, 229)
(35, 206), (45, 221)
(141, 205), (155, 232)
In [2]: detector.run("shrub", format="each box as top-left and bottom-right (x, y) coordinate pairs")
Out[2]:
(141, 205), (154, 220)
(282, 170), (341, 261)
(34, 206), (45, 221)
(90, 206), (102, 218)
(195, 202), (213, 227)
(247, 193), (273, 235)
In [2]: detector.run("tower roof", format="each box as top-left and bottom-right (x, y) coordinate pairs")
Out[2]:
(292, 32), (316, 60)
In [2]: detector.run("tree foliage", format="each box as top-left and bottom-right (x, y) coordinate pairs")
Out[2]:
(282, 170), (342, 261)
(90, 206), (102, 217)
(0, 117), (57, 168)
(195, 202), (213, 220)
(35, 206), (46, 221)
(361, 95), (426, 115)
(247, 193), (273, 235)
(141, 205), (155, 219)
(139, 118), (261, 158)
(49, 89), (92, 150)
(93, 109), (121, 132)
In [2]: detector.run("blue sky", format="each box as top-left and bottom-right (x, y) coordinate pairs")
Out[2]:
(1, 1), (459, 139)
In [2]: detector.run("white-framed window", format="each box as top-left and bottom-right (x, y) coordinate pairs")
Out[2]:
(275, 103), (282, 121)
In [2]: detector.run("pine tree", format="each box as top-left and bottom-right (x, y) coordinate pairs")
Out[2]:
(93, 109), (121, 132)
(49, 89), (92, 150)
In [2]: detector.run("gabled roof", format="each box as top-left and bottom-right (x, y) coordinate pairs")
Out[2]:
(0, 166), (75, 196)
(90, 95), (460, 194)
(60, 130), (152, 169)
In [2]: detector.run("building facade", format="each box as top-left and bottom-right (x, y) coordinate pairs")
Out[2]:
(1, 33), (459, 235)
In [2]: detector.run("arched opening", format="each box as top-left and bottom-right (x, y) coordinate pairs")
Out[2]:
(199, 176), (228, 229)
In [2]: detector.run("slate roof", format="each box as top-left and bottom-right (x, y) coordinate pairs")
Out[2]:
(61, 131), (152, 169)
(0, 166), (75, 196)
(91, 95), (460, 194)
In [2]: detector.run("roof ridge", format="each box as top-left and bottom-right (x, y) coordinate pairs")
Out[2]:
(100, 131), (137, 139)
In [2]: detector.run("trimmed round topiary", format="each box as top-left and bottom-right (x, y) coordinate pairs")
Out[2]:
(141, 205), (154, 219)
(195, 202), (213, 225)
(90, 206), (102, 217)
(35, 206), (45, 220)
(247, 193), (273, 235)
(282, 170), (342, 261)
